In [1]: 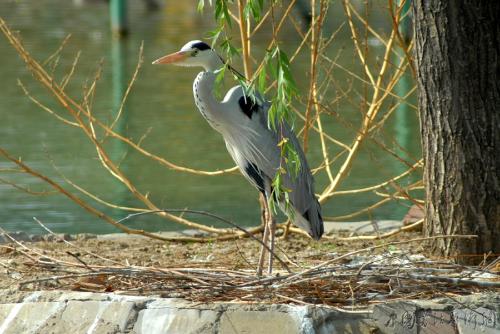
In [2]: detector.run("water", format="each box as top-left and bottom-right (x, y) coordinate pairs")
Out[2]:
(0, 0), (421, 234)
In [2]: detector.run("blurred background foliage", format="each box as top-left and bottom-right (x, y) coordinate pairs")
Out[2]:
(0, 0), (421, 235)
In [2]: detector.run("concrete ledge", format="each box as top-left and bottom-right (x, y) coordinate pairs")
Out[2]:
(0, 290), (498, 333)
(0, 220), (405, 245)
(0, 290), (375, 333)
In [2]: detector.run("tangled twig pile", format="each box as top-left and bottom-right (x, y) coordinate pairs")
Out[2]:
(2, 231), (498, 309)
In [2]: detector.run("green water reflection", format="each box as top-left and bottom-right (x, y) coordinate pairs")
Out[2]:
(0, 0), (421, 234)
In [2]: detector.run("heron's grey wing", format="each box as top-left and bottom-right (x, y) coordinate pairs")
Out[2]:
(225, 140), (267, 195)
(255, 105), (317, 214)
(220, 86), (322, 238)
(255, 106), (323, 239)
(221, 87), (316, 213)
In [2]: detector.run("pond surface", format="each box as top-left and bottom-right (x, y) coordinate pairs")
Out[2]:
(0, 0), (421, 234)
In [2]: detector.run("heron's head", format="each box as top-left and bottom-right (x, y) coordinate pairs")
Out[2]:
(152, 40), (223, 72)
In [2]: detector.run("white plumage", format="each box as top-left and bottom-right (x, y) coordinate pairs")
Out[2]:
(153, 40), (324, 240)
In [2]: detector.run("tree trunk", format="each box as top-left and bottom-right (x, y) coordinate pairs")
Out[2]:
(412, 1), (500, 263)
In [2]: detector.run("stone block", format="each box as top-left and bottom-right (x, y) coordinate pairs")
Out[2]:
(372, 301), (420, 334)
(51, 300), (136, 334)
(0, 301), (66, 334)
(219, 309), (301, 334)
(307, 307), (374, 334)
(134, 306), (219, 334)
(454, 307), (498, 334)
(372, 300), (500, 334)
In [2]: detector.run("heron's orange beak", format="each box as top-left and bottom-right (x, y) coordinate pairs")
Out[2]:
(152, 51), (189, 65)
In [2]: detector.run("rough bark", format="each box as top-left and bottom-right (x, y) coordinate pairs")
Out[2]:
(412, 1), (500, 263)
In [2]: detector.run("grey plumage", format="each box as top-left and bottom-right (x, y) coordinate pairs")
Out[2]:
(222, 86), (323, 240)
(153, 40), (324, 240)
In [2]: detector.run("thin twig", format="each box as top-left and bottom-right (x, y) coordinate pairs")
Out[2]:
(116, 209), (291, 273)
(274, 235), (478, 288)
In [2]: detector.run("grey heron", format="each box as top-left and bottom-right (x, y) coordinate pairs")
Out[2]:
(153, 40), (324, 275)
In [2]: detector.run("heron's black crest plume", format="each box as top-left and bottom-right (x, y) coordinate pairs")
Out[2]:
(191, 41), (211, 51)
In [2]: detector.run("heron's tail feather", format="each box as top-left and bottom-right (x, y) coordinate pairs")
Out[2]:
(286, 199), (324, 240)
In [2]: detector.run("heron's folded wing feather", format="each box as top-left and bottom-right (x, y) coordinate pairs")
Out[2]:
(223, 92), (316, 216)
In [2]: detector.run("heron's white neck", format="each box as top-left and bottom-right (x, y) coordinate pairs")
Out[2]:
(201, 53), (225, 72)
(193, 72), (224, 132)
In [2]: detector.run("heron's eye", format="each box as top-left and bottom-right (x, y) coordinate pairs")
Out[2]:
(191, 50), (198, 56)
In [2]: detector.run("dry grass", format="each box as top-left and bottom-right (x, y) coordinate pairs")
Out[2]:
(1, 230), (497, 309)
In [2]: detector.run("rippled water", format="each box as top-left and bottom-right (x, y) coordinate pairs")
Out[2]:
(0, 0), (420, 234)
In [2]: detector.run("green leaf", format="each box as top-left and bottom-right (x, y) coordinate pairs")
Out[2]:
(272, 173), (282, 200)
(243, 2), (251, 20)
(219, 38), (239, 58)
(214, 0), (233, 28)
(215, 0), (222, 19)
(268, 100), (278, 130)
(276, 49), (299, 97)
(268, 195), (277, 214)
(277, 137), (288, 148)
(258, 66), (267, 94)
(286, 142), (301, 177)
(246, 0), (263, 22)
(214, 66), (226, 99)
(284, 191), (295, 220)
(208, 26), (223, 45)
(197, 0), (205, 12)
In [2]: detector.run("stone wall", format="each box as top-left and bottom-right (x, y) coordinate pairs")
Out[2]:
(0, 290), (497, 333)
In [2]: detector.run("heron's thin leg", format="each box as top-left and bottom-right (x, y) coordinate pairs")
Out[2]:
(257, 212), (270, 276)
(259, 193), (267, 228)
(257, 194), (272, 276)
(267, 216), (276, 275)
